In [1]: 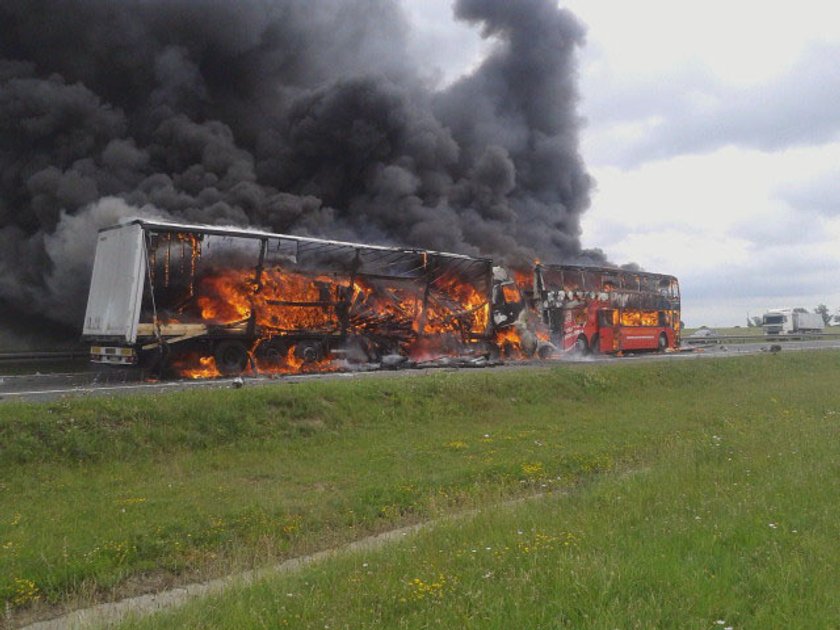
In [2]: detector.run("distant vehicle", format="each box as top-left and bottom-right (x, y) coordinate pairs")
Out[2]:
(530, 264), (681, 354)
(688, 326), (717, 339)
(761, 308), (824, 335)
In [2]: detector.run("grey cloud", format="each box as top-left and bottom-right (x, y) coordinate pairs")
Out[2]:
(683, 252), (839, 304)
(730, 212), (828, 248)
(588, 43), (840, 167)
(775, 170), (840, 217)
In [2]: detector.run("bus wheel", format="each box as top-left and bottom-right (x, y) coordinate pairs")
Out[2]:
(573, 335), (588, 355)
(590, 334), (600, 355)
(214, 340), (249, 376)
(657, 333), (668, 352)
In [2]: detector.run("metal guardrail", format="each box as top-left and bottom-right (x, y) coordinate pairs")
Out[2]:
(683, 332), (840, 345)
(0, 350), (89, 362)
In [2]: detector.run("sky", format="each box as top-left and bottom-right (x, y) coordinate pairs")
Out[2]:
(402, 0), (840, 327)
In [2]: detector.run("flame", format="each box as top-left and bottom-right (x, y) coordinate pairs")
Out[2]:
(495, 326), (524, 359)
(253, 345), (335, 375)
(171, 266), (491, 377)
(620, 309), (660, 327)
(501, 283), (520, 303)
(179, 355), (221, 379)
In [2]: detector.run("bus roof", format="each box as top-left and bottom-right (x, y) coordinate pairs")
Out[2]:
(536, 263), (677, 283)
(100, 218), (492, 265)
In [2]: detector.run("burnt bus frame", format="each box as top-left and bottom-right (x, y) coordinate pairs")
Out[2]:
(532, 263), (681, 349)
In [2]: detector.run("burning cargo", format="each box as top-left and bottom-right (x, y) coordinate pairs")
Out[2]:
(83, 219), (502, 377)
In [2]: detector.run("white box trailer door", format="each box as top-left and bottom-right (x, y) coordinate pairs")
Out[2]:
(82, 223), (146, 344)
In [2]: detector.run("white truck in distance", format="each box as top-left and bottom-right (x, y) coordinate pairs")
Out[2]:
(761, 308), (824, 335)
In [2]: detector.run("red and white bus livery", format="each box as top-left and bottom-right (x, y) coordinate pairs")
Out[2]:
(532, 264), (680, 354)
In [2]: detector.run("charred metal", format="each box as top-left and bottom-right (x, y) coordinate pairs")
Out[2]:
(82, 220), (681, 378)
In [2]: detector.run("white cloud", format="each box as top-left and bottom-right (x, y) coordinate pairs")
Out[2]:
(565, 0), (840, 85)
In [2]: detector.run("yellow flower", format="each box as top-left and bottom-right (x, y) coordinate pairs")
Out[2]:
(12, 577), (40, 606)
(521, 462), (544, 478)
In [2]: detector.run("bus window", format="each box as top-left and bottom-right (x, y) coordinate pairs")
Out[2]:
(501, 282), (521, 304)
(623, 275), (640, 292)
(640, 310), (658, 326)
(621, 310), (641, 326)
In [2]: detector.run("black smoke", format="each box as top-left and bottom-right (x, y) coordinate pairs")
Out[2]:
(0, 0), (603, 327)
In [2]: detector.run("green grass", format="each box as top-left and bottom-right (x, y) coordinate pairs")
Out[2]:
(124, 387), (839, 629)
(2, 352), (839, 627)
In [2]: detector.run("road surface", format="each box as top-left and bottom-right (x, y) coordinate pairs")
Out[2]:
(2, 338), (840, 403)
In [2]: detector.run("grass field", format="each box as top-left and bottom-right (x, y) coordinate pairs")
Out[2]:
(2, 352), (839, 628)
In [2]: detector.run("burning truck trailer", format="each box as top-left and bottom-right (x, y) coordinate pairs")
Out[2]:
(530, 264), (681, 355)
(82, 219), (522, 378)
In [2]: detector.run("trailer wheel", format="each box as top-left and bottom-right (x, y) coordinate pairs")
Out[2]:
(139, 343), (168, 377)
(293, 340), (325, 364)
(214, 340), (249, 376)
(658, 333), (668, 352)
(255, 339), (288, 368)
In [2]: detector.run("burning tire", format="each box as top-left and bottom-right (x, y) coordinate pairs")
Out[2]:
(255, 338), (289, 368)
(214, 340), (249, 376)
(292, 340), (325, 364)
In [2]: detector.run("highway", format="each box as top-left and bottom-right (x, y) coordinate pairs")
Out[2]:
(3, 337), (840, 404)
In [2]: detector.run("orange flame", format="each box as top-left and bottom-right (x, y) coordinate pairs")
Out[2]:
(172, 266), (491, 377)
(495, 326), (524, 359)
(179, 355), (221, 379)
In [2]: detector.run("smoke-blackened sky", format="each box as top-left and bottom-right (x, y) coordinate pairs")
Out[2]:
(0, 0), (598, 326)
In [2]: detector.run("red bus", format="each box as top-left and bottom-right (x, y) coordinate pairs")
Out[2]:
(532, 264), (680, 354)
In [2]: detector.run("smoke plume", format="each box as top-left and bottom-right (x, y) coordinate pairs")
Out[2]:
(0, 0), (601, 326)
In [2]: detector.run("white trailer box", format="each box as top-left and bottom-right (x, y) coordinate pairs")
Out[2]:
(82, 222), (146, 345)
(792, 310), (824, 332)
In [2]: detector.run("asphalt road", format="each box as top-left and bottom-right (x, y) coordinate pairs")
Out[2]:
(2, 338), (840, 404)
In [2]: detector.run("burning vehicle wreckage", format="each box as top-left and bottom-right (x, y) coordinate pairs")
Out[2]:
(82, 220), (681, 379)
